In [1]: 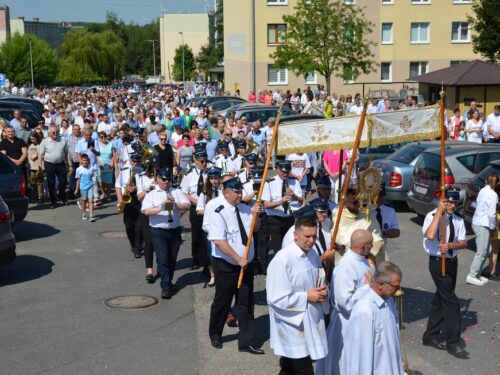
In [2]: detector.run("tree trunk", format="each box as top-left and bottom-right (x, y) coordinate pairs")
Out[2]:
(325, 75), (331, 96)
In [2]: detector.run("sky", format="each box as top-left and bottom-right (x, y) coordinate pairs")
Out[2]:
(5, 0), (217, 25)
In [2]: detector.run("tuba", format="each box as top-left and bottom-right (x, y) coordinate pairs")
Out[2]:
(140, 142), (158, 166)
(117, 170), (136, 213)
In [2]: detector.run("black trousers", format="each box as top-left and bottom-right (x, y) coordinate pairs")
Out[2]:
(68, 161), (80, 194)
(279, 356), (314, 375)
(44, 161), (67, 204)
(136, 213), (154, 268)
(209, 258), (255, 347)
(123, 202), (140, 255)
(189, 207), (205, 267)
(423, 256), (462, 348)
(256, 213), (269, 271)
(267, 215), (295, 253)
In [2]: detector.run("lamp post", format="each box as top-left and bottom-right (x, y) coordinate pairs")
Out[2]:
(178, 32), (185, 83)
(146, 39), (157, 78)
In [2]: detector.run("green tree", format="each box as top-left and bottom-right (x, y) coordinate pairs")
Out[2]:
(57, 29), (124, 85)
(173, 44), (196, 81)
(0, 33), (57, 86)
(196, 43), (220, 80)
(468, 0), (500, 63)
(196, 0), (224, 80)
(271, 0), (376, 95)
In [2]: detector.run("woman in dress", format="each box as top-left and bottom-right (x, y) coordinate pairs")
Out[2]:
(465, 109), (483, 143)
(96, 131), (114, 202)
(196, 167), (223, 287)
(176, 133), (194, 171)
(27, 133), (44, 203)
(60, 119), (71, 140)
(448, 108), (461, 140)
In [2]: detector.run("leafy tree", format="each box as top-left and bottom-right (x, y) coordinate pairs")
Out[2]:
(173, 44), (196, 81)
(0, 33), (57, 86)
(196, 43), (220, 80)
(468, 0), (500, 63)
(196, 0), (224, 80)
(57, 29), (124, 84)
(271, 0), (376, 95)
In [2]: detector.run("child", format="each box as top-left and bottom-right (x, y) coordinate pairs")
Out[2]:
(457, 121), (467, 141)
(75, 154), (96, 222)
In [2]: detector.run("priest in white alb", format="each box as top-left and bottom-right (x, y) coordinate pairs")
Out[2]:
(342, 261), (404, 375)
(315, 229), (374, 375)
(267, 215), (329, 374)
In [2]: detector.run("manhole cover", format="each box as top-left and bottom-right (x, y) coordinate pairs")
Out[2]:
(105, 295), (159, 309)
(98, 231), (127, 239)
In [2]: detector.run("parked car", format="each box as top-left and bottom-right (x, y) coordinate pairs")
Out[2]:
(224, 104), (296, 126)
(0, 194), (16, 266)
(0, 153), (29, 223)
(0, 108), (42, 129)
(358, 143), (408, 170)
(372, 141), (457, 203)
(462, 159), (500, 229)
(185, 95), (246, 109)
(0, 100), (42, 116)
(0, 96), (44, 115)
(208, 99), (248, 113)
(407, 143), (500, 216)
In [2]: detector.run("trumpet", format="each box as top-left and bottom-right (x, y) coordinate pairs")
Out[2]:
(117, 170), (136, 213)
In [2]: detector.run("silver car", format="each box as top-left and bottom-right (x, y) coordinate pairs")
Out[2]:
(372, 141), (455, 202)
(407, 143), (500, 216)
(0, 195), (16, 266)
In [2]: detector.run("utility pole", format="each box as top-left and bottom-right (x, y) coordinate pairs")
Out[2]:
(29, 41), (34, 88)
(147, 39), (157, 77)
(178, 32), (185, 84)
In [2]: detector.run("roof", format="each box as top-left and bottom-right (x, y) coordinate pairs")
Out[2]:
(426, 142), (500, 156)
(411, 60), (500, 86)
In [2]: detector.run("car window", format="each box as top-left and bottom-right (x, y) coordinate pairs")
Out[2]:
(477, 152), (500, 172)
(477, 164), (500, 181)
(257, 110), (277, 123)
(0, 155), (15, 173)
(387, 144), (424, 164)
(457, 154), (476, 172)
(413, 152), (443, 182)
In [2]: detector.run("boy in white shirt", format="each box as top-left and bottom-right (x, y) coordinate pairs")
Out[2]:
(74, 154), (96, 222)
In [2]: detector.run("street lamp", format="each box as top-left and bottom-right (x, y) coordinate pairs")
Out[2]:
(146, 39), (157, 78)
(178, 32), (185, 83)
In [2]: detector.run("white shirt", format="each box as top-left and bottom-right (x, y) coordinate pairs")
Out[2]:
(366, 103), (378, 114)
(238, 168), (256, 203)
(115, 166), (142, 193)
(213, 153), (231, 172)
(316, 249), (371, 375)
(286, 153), (311, 186)
(141, 186), (188, 229)
(180, 167), (207, 202)
(75, 138), (100, 169)
(135, 172), (154, 195)
(486, 113), (500, 139)
(341, 284), (403, 375)
(207, 197), (254, 265)
(371, 204), (399, 232)
(262, 176), (303, 217)
(201, 194), (224, 232)
(465, 119), (483, 143)
(97, 121), (113, 135)
(422, 208), (466, 258)
(281, 219), (332, 257)
(472, 185), (498, 230)
(266, 242), (328, 361)
(228, 154), (244, 172)
(349, 104), (363, 115)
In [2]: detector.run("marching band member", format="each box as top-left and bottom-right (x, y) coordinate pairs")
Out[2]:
(308, 175), (337, 216)
(228, 139), (247, 173)
(180, 150), (208, 270)
(261, 160), (303, 272)
(213, 141), (232, 174)
(238, 153), (258, 204)
(142, 167), (190, 299)
(115, 152), (143, 258)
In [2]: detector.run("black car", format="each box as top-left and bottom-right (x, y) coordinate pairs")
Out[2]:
(186, 96), (246, 109)
(0, 153), (29, 223)
(224, 104), (296, 125)
(0, 195), (15, 266)
(462, 159), (500, 229)
(0, 108), (42, 129)
(0, 96), (44, 115)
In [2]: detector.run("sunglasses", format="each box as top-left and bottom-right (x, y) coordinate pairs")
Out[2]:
(100, 136), (106, 139)
(224, 133), (232, 136)
(159, 177), (172, 182)
(51, 132), (59, 135)
(197, 159), (207, 163)
(160, 138), (167, 141)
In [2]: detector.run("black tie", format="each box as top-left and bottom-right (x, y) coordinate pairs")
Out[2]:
(318, 222), (327, 253)
(448, 215), (455, 256)
(282, 179), (289, 214)
(235, 206), (248, 246)
(196, 171), (204, 196)
(376, 207), (383, 230)
(215, 190), (218, 197)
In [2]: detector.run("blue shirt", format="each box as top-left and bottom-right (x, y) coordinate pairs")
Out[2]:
(76, 165), (94, 190)
(201, 138), (218, 161)
(249, 130), (266, 147)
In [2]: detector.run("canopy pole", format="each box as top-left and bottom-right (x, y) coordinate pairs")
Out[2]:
(440, 86), (447, 277)
(237, 103), (284, 288)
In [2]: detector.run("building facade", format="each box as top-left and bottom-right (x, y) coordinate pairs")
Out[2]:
(159, 13), (210, 83)
(8, 16), (72, 49)
(224, 0), (480, 98)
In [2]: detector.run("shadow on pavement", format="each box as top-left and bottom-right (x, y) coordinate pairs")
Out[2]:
(0, 255), (54, 287)
(402, 287), (476, 331)
(12, 221), (60, 242)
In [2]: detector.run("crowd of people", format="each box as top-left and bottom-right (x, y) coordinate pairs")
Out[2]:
(0, 82), (498, 374)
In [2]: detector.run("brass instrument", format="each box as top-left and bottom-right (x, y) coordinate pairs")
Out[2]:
(140, 142), (158, 166)
(117, 170), (136, 213)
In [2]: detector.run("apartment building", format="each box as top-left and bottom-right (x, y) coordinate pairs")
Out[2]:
(224, 0), (481, 97)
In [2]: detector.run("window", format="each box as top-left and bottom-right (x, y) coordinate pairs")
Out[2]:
(451, 22), (470, 42)
(268, 65), (287, 85)
(382, 0), (394, 4)
(453, 0), (471, 3)
(409, 62), (428, 78)
(411, 22), (430, 43)
(267, 0), (287, 4)
(381, 62), (392, 82)
(305, 72), (317, 84)
(267, 24), (286, 44)
(450, 60), (467, 67)
(344, 0), (355, 4)
(457, 155), (476, 172)
(412, 0), (430, 3)
(381, 23), (393, 44)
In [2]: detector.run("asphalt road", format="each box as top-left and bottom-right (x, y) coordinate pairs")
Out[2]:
(0, 200), (499, 375)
